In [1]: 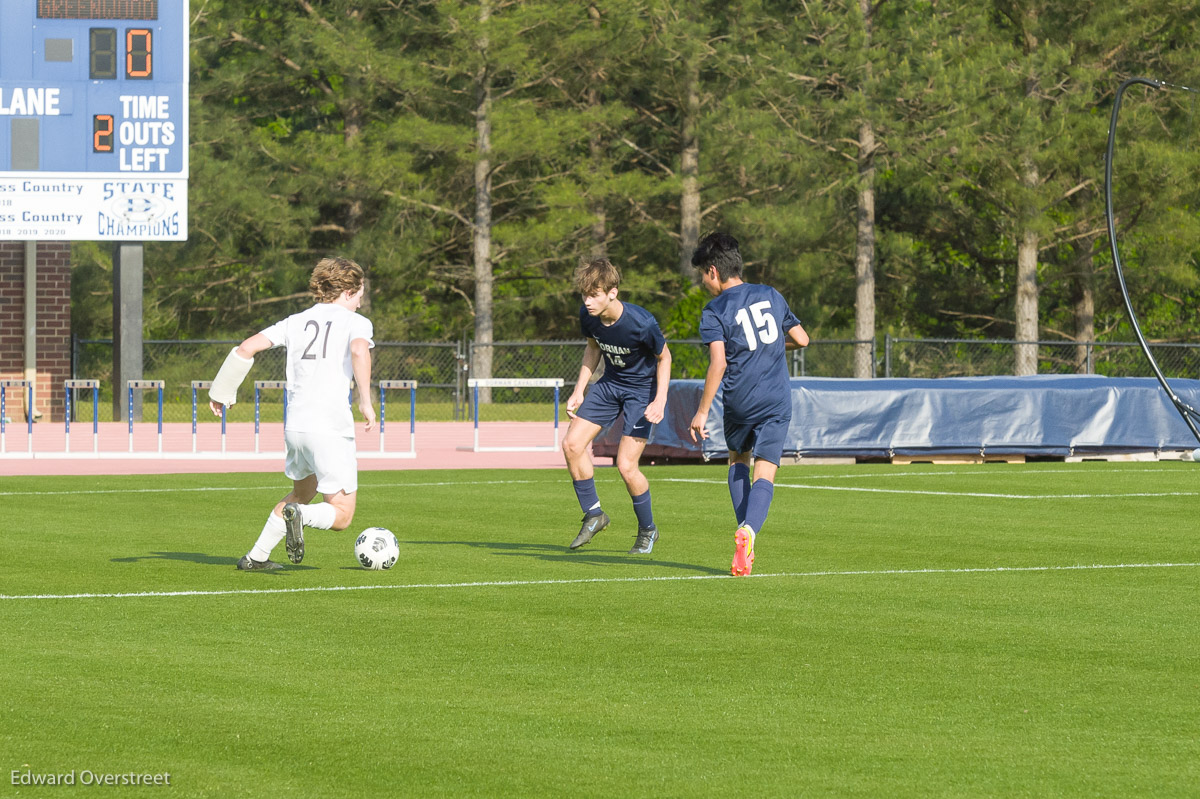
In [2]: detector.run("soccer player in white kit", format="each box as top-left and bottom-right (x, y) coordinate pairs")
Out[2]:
(208, 257), (377, 570)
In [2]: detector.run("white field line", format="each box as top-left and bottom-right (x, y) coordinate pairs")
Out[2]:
(2, 466), (1194, 499)
(0, 479), (546, 498)
(657, 477), (1197, 499)
(2, 561), (1197, 602)
(755, 466), (1198, 480)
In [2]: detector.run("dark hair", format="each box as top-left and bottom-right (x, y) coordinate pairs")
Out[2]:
(691, 232), (743, 282)
(574, 257), (621, 295)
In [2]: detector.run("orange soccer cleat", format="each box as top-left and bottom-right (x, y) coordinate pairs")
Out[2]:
(731, 525), (756, 576)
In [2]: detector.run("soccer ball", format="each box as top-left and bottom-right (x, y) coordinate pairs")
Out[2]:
(354, 527), (399, 570)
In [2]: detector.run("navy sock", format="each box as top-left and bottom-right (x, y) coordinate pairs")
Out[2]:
(573, 478), (602, 515)
(631, 490), (654, 529)
(744, 478), (775, 534)
(728, 463), (751, 524)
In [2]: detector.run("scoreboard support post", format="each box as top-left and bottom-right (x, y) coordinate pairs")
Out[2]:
(23, 242), (43, 421)
(112, 242), (143, 421)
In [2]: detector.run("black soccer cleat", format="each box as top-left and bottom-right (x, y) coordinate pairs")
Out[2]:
(569, 510), (610, 550)
(236, 554), (283, 571)
(282, 502), (305, 564)
(628, 525), (658, 555)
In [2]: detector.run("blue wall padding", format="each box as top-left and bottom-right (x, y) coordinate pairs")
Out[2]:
(592, 375), (1200, 460)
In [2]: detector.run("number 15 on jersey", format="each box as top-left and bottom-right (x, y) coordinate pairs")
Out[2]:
(734, 301), (779, 351)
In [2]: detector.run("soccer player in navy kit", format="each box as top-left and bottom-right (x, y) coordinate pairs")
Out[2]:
(687, 233), (809, 576)
(562, 257), (672, 554)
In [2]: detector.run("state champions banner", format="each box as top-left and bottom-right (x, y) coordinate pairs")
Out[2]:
(0, 176), (186, 241)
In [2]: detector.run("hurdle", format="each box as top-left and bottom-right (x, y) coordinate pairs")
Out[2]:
(64, 379), (100, 454)
(190, 380), (222, 454)
(254, 380), (288, 454)
(459, 378), (564, 453)
(373, 379), (418, 458)
(0, 380), (32, 454)
(127, 380), (165, 453)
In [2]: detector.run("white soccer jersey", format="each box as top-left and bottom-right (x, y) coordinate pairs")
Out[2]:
(260, 303), (374, 437)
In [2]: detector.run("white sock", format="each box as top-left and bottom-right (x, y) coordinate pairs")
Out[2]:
(249, 512), (287, 562)
(300, 502), (337, 530)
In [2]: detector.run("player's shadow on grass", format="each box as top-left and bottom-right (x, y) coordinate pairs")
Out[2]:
(401, 540), (727, 575)
(111, 552), (318, 572)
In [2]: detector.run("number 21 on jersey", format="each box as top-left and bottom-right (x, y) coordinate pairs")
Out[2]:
(302, 320), (333, 360)
(734, 301), (778, 351)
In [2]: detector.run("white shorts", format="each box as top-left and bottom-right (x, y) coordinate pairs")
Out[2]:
(284, 430), (359, 495)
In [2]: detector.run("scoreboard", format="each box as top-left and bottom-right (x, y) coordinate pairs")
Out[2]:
(0, 0), (187, 240)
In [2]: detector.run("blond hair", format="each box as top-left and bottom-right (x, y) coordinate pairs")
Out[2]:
(308, 257), (364, 303)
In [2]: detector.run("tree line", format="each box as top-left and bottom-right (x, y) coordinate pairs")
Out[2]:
(71, 0), (1200, 378)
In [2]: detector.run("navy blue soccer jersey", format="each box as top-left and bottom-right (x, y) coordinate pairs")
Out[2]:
(699, 283), (801, 422)
(579, 302), (666, 388)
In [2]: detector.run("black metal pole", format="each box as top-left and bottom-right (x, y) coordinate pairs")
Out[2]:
(1104, 77), (1200, 442)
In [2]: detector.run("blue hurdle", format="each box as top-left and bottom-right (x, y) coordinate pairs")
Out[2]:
(190, 380), (222, 453)
(127, 380), (165, 453)
(375, 379), (418, 458)
(254, 380), (288, 453)
(0, 379), (32, 454)
(64, 379), (100, 454)
(458, 378), (564, 453)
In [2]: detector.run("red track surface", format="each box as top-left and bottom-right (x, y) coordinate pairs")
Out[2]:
(0, 422), (578, 476)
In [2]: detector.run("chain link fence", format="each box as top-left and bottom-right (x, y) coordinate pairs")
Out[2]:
(69, 335), (1200, 422)
(793, 339), (876, 378)
(665, 339), (873, 378)
(882, 337), (1200, 379)
(467, 341), (580, 390)
(464, 341), (578, 418)
(374, 342), (465, 419)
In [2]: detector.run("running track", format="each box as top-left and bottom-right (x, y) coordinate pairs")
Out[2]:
(0, 421), (571, 476)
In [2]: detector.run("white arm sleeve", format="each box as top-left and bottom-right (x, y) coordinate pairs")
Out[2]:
(209, 347), (254, 406)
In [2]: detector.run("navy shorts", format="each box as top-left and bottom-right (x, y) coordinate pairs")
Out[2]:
(724, 413), (791, 465)
(576, 380), (654, 439)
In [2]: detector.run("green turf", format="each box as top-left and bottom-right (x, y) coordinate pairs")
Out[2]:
(2, 463), (1198, 797)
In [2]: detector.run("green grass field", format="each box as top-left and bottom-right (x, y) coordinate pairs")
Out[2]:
(2, 463), (1198, 797)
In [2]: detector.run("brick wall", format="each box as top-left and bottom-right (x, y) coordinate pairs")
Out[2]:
(0, 242), (72, 423)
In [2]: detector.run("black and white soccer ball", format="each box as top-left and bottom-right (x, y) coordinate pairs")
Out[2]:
(354, 527), (399, 570)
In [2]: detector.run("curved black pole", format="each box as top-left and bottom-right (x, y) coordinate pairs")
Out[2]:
(1104, 77), (1200, 443)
